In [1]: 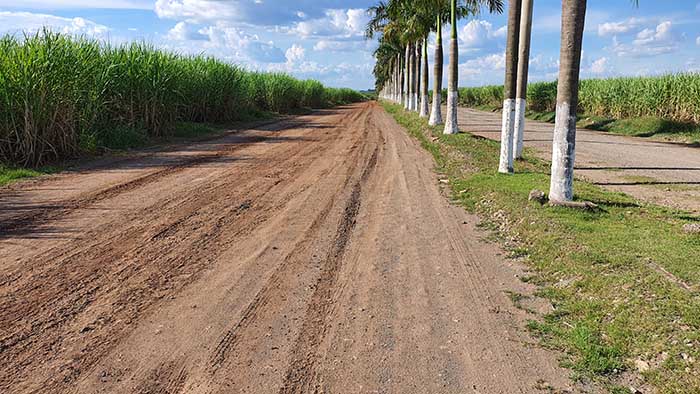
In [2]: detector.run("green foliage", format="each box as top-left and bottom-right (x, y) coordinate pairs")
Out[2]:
(0, 164), (58, 186)
(0, 31), (365, 166)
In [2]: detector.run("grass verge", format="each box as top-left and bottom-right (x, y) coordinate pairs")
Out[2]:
(0, 165), (59, 187)
(382, 101), (700, 393)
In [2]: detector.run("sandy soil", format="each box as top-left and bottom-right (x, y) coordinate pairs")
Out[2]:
(1, 103), (586, 393)
(453, 107), (700, 213)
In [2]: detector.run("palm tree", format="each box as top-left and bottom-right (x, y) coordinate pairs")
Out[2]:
(415, 41), (422, 113)
(549, 0), (586, 201)
(444, 0), (503, 134)
(443, 0), (460, 134)
(549, 0), (638, 201)
(498, 0), (521, 172)
(420, 36), (430, 117)
(428, 11), (444, 125)
(367, 0), (503, 120)
(405, 44), (412, 109)
(513, 0), (533, 161)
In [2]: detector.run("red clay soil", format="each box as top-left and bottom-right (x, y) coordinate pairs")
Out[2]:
(1, 103), (586, 393)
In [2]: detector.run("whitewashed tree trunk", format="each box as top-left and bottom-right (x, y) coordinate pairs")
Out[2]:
(498, 0), (521, 173)
(549, 0), (587, 202)
(419, 37), (430, 118)
(404, 46), (410, 109)
(429, 14), (443, 126)
(498, 99), (516, 173)
(395, 53), (401, 103)
(413, 41), (420, 112)
(513, 97), (527, 154)
(513, 0), (533, 160)
(443, 0), (459, 135)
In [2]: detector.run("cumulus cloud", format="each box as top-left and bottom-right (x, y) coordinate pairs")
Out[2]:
(458, 20), (506, 52)
(598, 18), (645, 36)
(697, 36), (700, 46)
(155, 0), (239, 24)
(292, 9), (368, 38)
(285, 44), (305, 64)
(0, 11), (109, 37)
(460, 53), (505, 75)
(166, 21), (208, 41)
(163, 22), (285, 64)
(312, 39), (372, 52)
(0, 0), (152, 9)
(610, 21), (681, 57)
(154, 0), (369, 27)
(589, 57), (609, 74)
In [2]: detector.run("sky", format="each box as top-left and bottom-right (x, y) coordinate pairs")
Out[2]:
(1, 0), (699, 90)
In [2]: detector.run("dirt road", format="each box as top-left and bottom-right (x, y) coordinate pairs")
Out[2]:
(1, 102), (580, 393)
(454, 107), (700, 213)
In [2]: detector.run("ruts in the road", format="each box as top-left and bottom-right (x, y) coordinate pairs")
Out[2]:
(1, 102), (582, 393)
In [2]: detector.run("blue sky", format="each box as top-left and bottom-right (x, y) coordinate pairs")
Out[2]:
(1, 0), (699, 90)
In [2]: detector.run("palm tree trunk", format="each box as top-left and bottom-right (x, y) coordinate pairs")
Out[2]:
(498, 0), (522, 173)
(396, 53), (401, 103)
(414, 41), (421, 112)
(513, 0), (533, 160)
(443, 0), (459, 135)
(550, 0), (587, 202)
(405, 44), (411, 110)
(429, 14), (443, 126)
(420, 36), (430, 117)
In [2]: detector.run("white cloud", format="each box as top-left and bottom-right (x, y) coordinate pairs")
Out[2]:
(460, 53), (505, 74)
(458, 20), (506, 51)
(285, 44), (305, 64)
(0, 0), (152, 9)
(697, 36), (700, 46)
(589, 57), (609, 74)
(610, 21), (681, 57)
(312, 39), (370, 52)
(155, 0), (239, 23)
(598, 18), (644, 36)
(292, 9), (368, 38)
(0, 11), (109, 37)
(163, 22), (285, 64)
(166, 21), (208, 41)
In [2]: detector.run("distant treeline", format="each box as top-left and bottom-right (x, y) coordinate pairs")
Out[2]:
(442, 73), (700, 124)
(0, 31), (366, 166)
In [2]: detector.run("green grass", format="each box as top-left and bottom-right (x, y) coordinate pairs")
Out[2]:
(0, 30), (366, 167)
(0, 165), (58, 186)
(382, 101), (700, 393)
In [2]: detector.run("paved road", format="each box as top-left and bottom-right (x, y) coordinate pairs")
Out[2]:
(0, 103), (584, 393)
(454, 106), (700, 213)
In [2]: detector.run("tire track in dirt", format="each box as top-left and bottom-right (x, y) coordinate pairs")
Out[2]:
(278, 143), (379, 394)
(0, 107), (361, 394)
(0, 134), (269, 239)
(205, 105), (373, 373)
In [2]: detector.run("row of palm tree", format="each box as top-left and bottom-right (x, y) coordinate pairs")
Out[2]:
(369, 0), (504, 132)
(371, 0), (639, 203)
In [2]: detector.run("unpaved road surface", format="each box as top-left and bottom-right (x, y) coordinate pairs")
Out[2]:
(1, 102), (580, 393)
(454, 107), (700, 213)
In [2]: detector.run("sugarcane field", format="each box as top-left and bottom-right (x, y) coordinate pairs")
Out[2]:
(2, 1), (700, 393)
